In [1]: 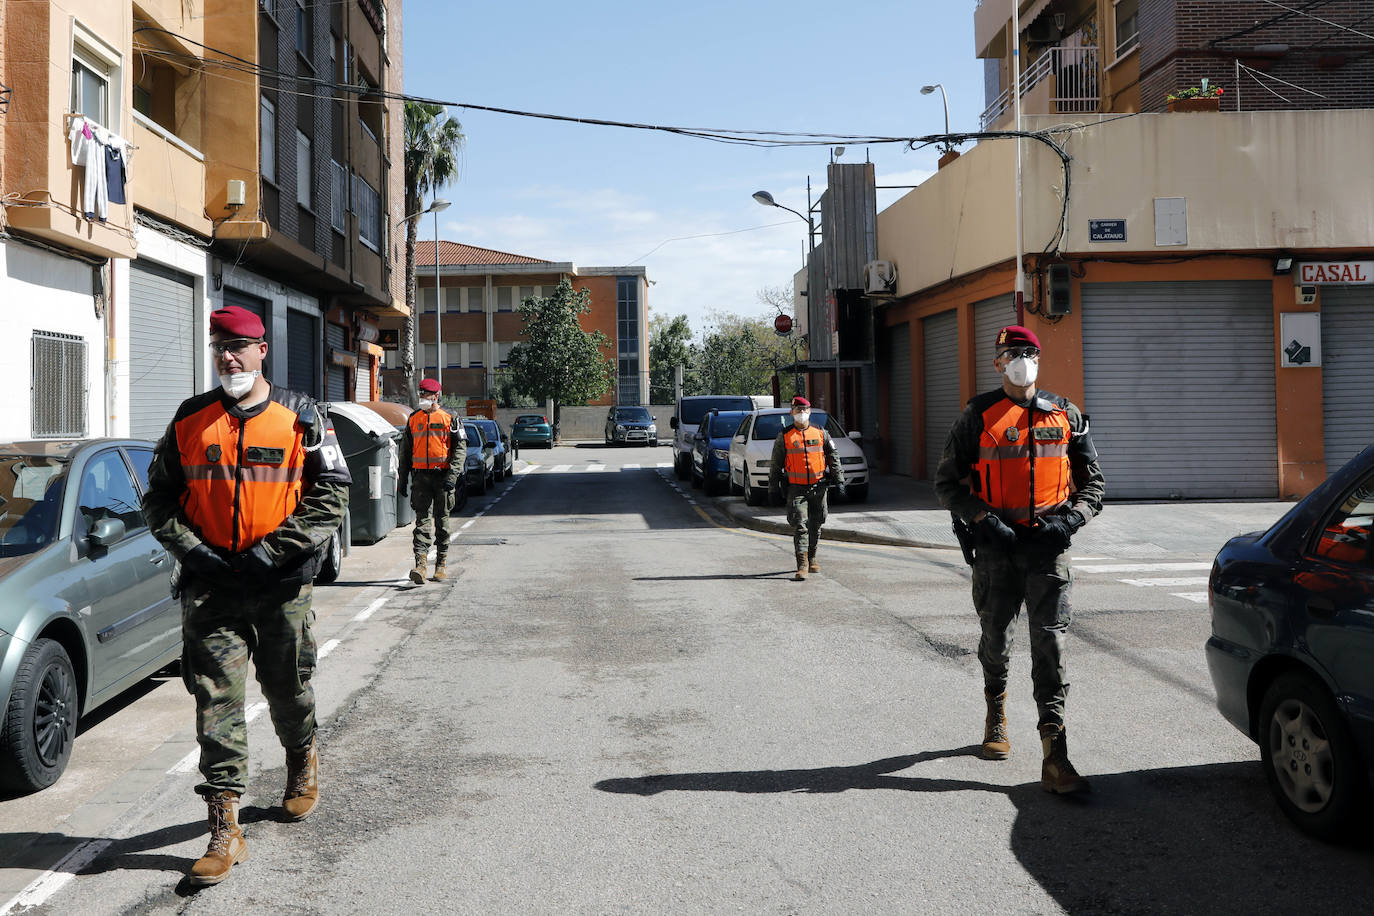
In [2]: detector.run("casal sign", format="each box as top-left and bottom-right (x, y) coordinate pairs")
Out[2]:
(1297, 261), (1374, 284)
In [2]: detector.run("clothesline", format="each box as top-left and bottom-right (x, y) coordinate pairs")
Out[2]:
(62, 112), (139, 149)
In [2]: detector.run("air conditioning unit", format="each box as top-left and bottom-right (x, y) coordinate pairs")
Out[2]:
(864, 260), (897, 295)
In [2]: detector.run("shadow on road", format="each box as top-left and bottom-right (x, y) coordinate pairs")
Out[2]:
(595, 752), (1374, 912)
(633, 571), (799, 582)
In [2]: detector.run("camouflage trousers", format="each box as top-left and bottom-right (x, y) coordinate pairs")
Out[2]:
(785, 484), (829, 559)
(181, 579), (317, 797)
(410, 471), (454, 560)
(971, 543), (1073, 729)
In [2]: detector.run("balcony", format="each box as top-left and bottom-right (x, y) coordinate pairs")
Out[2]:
(131, 111), (211, 235)
(981, 44), (1099, 130)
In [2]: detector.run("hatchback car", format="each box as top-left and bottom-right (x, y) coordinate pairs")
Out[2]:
(0, 439), (180, 792)
(691, 410), (750, 496)
(468, 417), (514, 481)
(462, 422), (497, 494)
(605, 406), (658, 447)
(1206, 442), (1374, 840)
(728, 408), (870, 505)
(511, 414), (553, 449)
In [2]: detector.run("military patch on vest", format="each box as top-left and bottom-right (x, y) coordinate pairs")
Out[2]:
(429, 423), (447, 431)
(244, 446), (286, 465)
(1005, 427), (1019, 442)
(1033, 427), (1063, 441)
(206, 443), (221, 462)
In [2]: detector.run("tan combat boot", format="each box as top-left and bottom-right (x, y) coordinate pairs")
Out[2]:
(980, 691), (1010, 760)
(188, 791), (247, 886)
(282, 737), (319, 821)
(1040, 723), (1090, 794)
(432, 558), (448, 581)
(793, 555), (807, 581)
(808, 553), (820, 574)
(409, 556), (427, 585)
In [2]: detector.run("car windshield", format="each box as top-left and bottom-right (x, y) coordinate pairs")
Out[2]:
(751, 411), (842, 440)
(614, 408), (651, 422)
(474, 420), (499, 438)
(515, 416), (545, 426)
(464, 425), (484, 445)
(680, 397), (754, 425)
(0, 456), (68, 557)
(707, 414), (746, 438)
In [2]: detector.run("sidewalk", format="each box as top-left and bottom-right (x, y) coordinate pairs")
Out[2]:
(718, 473), (1295, 558)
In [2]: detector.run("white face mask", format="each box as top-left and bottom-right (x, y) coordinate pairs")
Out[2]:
(1004, 356), (1038, 388)
(218, 370), (260, 398)
(792, 409), (811, 427)
(418, 399), (435, 411)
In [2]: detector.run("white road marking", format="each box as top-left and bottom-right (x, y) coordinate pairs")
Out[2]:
(449, 533), (461, 543)
(1, 839), (112, 915)
(623, 463), (640, 469)
(245, 701), (268, 722)
(355, 596), (388, 621)
(461, 520), (475, 529)
(516, 465), (537, 475)
(167, 701), (267, 775)
(1117, 577), (1211, 588)
(1171, 592), (1210, 604)
(657, 462), (672, 468)
(1071, 556), (1115, 561)
(319, 638), (341, 659)
(550, 464), (571, 472)
(1073, 562), (1211, 573)
(587, 464), (606, 472)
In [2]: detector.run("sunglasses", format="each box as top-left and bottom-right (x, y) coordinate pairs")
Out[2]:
(209, 338), (263, 356)
(998, 347), (1041, 360)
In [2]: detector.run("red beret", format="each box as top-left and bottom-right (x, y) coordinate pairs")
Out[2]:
(791, 396), (810, 408)
(418, 378), (442, 394)
(995, 325), (1041, 351)
(209, 305), (265, 339)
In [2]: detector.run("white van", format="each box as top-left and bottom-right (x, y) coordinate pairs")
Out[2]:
(670, 395), (756, 478)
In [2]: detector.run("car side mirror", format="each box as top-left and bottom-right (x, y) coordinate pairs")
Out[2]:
(847, 431), (862, 441)
(669, 417), (679, 430)
(734, 435), (745, 443)
(88, 517), (126, 548)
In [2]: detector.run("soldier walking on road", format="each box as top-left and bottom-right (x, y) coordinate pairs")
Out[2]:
(143, 306), (351, 885)
(935, 325), (1105, 794)
(398, 378), (465, 584)
(769, 396), (844, 581)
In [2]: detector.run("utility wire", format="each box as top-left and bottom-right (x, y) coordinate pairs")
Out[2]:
(1252, 0), (1374, 41)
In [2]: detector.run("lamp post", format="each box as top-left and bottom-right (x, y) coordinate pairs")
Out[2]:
(425, 198), (451, 390)
(920, 84), (953, 153)
(753, 188), (819, 403)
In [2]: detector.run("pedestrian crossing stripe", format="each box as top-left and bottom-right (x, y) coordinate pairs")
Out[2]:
(1072, 562), (1211, 573)
(1116, 577), (1210, 587)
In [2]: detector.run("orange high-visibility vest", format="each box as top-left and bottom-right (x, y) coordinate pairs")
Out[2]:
(971, 396), (1072, 526)
(176, 397), (308, 553)
(783, 425), (827, 486)
(407, 408), (454, 470)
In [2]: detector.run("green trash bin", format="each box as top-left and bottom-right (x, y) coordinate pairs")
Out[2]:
(326, 402), (399, 546)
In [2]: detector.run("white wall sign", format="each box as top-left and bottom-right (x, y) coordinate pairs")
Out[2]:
(1279, 312), (1321, 368)
(1297, 261), (1374, 284)
(1154, 198), (1187, 246)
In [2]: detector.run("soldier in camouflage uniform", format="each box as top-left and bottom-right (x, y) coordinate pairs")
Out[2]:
(934, 325), (1104, 795)
(143, 306), (351, 885)
(768, 396), (844, 580)
(397, 378), (466, 584)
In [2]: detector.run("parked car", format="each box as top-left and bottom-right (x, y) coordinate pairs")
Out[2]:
(511, 414), (553, 449)
(671, 395), (756, 479)
(604, 406), (659, 447)
(1206, 443), (1374, 840)
(468, 417), (514, 481)
(690, 409), (750, 496)
(728, 408), (870, 505)
(462, 422), (497, 494)
(0, 439), (181, 792)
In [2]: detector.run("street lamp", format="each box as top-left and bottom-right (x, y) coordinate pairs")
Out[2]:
(752, 189), (815, 253)
(426, 198), (451, 391)
(920, 84), (954, 153)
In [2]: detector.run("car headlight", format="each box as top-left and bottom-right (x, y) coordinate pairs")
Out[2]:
(616, 424), (626, 431)
(840, 456), (865, 465)
(755, 460), (769, 469)
(648, 424), (657, 432)
(711, 449), (729, 460)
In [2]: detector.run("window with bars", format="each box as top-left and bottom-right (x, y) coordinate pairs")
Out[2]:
(295, 131), (312, 208)
(330, 160), (347, 231)
(354, 173), (380, 249)
(32, 332), (88, 438)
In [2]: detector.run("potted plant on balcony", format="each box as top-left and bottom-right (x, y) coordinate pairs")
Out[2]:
(1167, 78), (1224, 112)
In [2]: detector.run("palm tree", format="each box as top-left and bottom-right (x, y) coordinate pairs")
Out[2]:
(403, 101), (464, 405)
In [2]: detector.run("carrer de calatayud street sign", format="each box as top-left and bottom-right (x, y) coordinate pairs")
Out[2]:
(1298, 261), (1374, 284)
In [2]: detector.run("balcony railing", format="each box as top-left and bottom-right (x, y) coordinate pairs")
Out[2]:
(980, 44), (1100, 129)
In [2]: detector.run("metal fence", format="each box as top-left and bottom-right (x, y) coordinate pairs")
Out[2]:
(32, 331), (87, 438)
(981, 45), (1100, 129)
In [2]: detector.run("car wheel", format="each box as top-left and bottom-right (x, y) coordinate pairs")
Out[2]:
(315, 528), (344, 584)
(1258, 672), (1370, 840)
(846, 483), (869, 503)
(690, 462), (703, 489)
(674, 453), (689, 480)
(743, 469), (765, 507)
(0, 638), (79, 792)
(650, 439), (658, 448)
(730, 467), (743, 496)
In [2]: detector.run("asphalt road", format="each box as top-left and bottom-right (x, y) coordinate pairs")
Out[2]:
(3, 443), (1372, 915)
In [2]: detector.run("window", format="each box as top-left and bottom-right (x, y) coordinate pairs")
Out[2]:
(125, 448), (154, 491)
(295, 130), (312, 208)
(421, 285), (438, 313)
(71, 45), (112, 127)
(469, 343), (484, 368)
(1313, 477), (1374, 566)
(422, 343), (437, 368)
(294, 0), (311, 57)
(1114, 0), (1139, 58)
(32, 331), (87, 438)
(519, 286), (535, 307)
(330, 160), (347, 231)
(77, 450), (146, 538)
(260, 96), (277, 182)
(617, 276), (641, 406)
(468, 286), (485, 313)
(354, 173), (380, 249)
(446, 343), (462, 368)
(497, 342), (514, 367)
(496, 287), (513, 312)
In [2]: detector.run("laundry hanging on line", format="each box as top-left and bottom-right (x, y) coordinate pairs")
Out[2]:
(67, 115), (133, 222)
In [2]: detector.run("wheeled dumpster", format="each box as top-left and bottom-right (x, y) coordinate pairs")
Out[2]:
(326, 401), (399, 545)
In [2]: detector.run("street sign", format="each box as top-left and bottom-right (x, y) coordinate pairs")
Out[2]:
(1089, 219), (1127, 242)
(1279, 312), (1321, 367)
(773, 314), (793, 335)
(1297, 261), (1374, 284)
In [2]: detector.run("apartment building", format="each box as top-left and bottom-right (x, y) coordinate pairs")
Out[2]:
(0, 0), (404, 443)
(381, 241), (650, 408)
(856, 0), (1374, 499)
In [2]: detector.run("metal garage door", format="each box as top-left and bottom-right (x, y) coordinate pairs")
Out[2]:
(286, 310), (319, 397)
(1321, 288), (1374, 472)
(129, 260), (195, 440)
(355, 354), (373, 401)
(1082, 281), (1276, 498)
(923, 310), (961, 479)
(888, 323), (913, 475)
(974, 294), (1017, 395)
(325, 323), (349, 401)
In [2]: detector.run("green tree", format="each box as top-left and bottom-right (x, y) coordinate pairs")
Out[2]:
(402, 101), (464, 406)
(506, 280), (614, 436)
(648, 314), (696, 403)
(491, 370), (537, 408)
(694, 310), (803, 403)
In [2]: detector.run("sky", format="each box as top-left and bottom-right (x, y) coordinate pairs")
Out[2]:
(402, 1), (986, 336)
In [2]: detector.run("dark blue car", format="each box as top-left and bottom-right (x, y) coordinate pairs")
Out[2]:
(1206, 442), (1374, 840)
(690, 410), (749, 496)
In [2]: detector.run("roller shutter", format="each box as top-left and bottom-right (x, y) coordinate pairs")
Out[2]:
(1081, 281), (1276, 498)
(923, 310), (961, 479)
(286, 310), (318, 397)
(129, 260), (195, 440)
(325, 322), (348, 401)
(973, 294), (1017, 395)
(1320, 288), (1374, 473)
(887, 323), (913, 475)
(355, 354), (373, 401)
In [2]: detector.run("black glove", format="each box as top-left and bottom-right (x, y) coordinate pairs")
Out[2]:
(444, 478), (457, 493)
(975, 513), (1018, 548)
(236, 542), (277, 580)
(1034, 509), (1086, 553)
(398, 476), (409, 497)
(181, 543), (234, 583)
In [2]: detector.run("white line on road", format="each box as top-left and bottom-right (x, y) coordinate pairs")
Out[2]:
(1073, 562), (1212, 573)
(623, 463), (640, 469)
(461, 520), (475, 529)
(657, 462), (672, 468)
(355, 597), (388, 621)
(168, 701), (266, 776)
(1171, 592), (1210, 604)
(550, 464), (571, 472)
(319, 638), (341, 659)
(516, 465), (537, 474)
(1117, 577), (1211, 588)
(587, 464), (606, 472)
(0, 839), (112, 915)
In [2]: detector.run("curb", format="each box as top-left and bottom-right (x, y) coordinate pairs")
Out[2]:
(719, 500), (960, 551)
